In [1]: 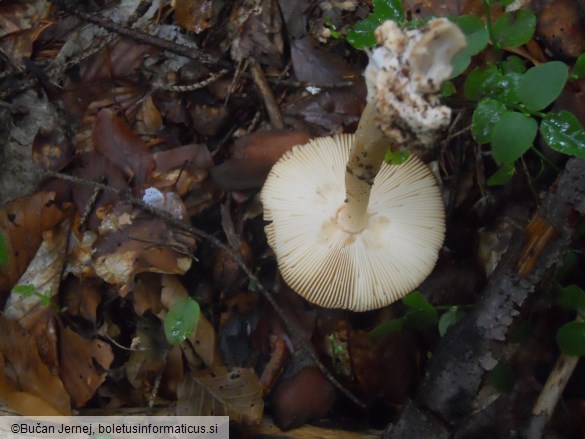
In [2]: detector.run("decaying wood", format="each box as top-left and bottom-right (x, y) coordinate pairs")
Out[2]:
(386, 158), (585, 438)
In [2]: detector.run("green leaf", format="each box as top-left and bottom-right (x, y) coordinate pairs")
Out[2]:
(438, 306), (465, 337)
(487, 163), (516, 186)
(518, 61), (569, 112)
(451, 15), (489, 56)
(488, 362), (515, 391)
(39, 291), (52, 307)
(402, 291), (438, 330)
(450, 52), (471, 78)
(13, 284), (38, 296)
(384, 149), (411, 165)
(500, 0), (516, 5)
(472, 98), (508, 144)
(481, 71), (522, 106)
(0, 233), (7, 266)
(557, 321), (585, 356)
(164, 297), (201, 345)
(347, 0), (404, 49)
(368, 317), (405, 338)
(491, 112), (538, 164)
(540, 111), (585, 157)
(491, 9), (536, 48)
(558, 285), (585, 312)
(500, 55), (526, 74)
(571, 53), (585, 80)
(464, 65), (499, 100)
(441, 80), (456, 97)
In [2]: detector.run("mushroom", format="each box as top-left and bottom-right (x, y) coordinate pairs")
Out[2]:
(261, 19), (466, 311)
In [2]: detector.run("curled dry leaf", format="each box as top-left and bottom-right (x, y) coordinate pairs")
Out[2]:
(92, 202), (194, 295)
(0, 192), (70, 293)
(4, 219), (70, 370)
(176, 367), (263, 423)
(0, 317), (71, 415)
(59, 325), (114, 407)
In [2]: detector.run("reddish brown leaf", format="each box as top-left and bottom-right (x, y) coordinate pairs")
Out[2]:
(0, 192), (70, 293)
(92, 109), (154, 183)
(59, 326), (114, 407)
(0, 317), (71, 415)
(210, 130), (310, 190)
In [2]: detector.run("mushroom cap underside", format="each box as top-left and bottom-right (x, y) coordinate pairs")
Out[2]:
(260, 134), (445, 311)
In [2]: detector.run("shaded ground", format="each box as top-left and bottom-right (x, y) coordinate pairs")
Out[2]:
(1, 0), (585, 437)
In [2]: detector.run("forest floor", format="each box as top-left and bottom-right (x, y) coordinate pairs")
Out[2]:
(1, 0), (585, 437)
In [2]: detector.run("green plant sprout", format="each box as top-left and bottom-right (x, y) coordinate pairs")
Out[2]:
(0, 233), (7, 266)
(369, 291), (469, 338)
(13, 284), (52, 307)
(368, 291), (438, 338)
(164, 297), (201, 345)
(327, 334), (350, 377)
(555, 284), (585, 356)
(345, 0), (585, 186)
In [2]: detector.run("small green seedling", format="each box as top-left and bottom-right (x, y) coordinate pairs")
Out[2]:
(0, 233), (7, 266)
(164, 297), (201, 345)
(438, 306), (466, 337)
(13, 284), (52, 307)
(328, 333), (350, 376)
(556, 284), (585, 356)
(369, 291), (438, 337)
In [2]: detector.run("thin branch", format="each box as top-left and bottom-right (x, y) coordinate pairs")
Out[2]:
(17, 165), (366, 409)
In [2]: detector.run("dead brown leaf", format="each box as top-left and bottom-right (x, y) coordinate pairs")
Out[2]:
(0, 317), (71, 415)
(228, 0), (284, 66)
(59, 325), (114, 407)
(173, 0), (217, 33)
(0, 192), (70, 294)
(92, 109), (155, 184)
(92, 202), (194, 295)
(3, 219), (70, 370)
(160, 274), (221, 369)
(210, 130), (310, 190)
(291, 36), (360, 86)
(177, 366), (263, 423)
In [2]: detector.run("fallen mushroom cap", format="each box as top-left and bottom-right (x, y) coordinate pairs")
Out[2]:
(261, 134), (445, 311)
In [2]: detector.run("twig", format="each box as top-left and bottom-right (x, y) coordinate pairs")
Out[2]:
(525, 316), (582, 439)
(153, 69), (229, 92)
(249, 58), (284, 129)
(17, 165), (366, 408)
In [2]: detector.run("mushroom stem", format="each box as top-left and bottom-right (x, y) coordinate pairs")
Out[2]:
(338, 100), (389, 233)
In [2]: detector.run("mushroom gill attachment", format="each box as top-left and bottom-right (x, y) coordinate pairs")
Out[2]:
(261, 134), (445, 311)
